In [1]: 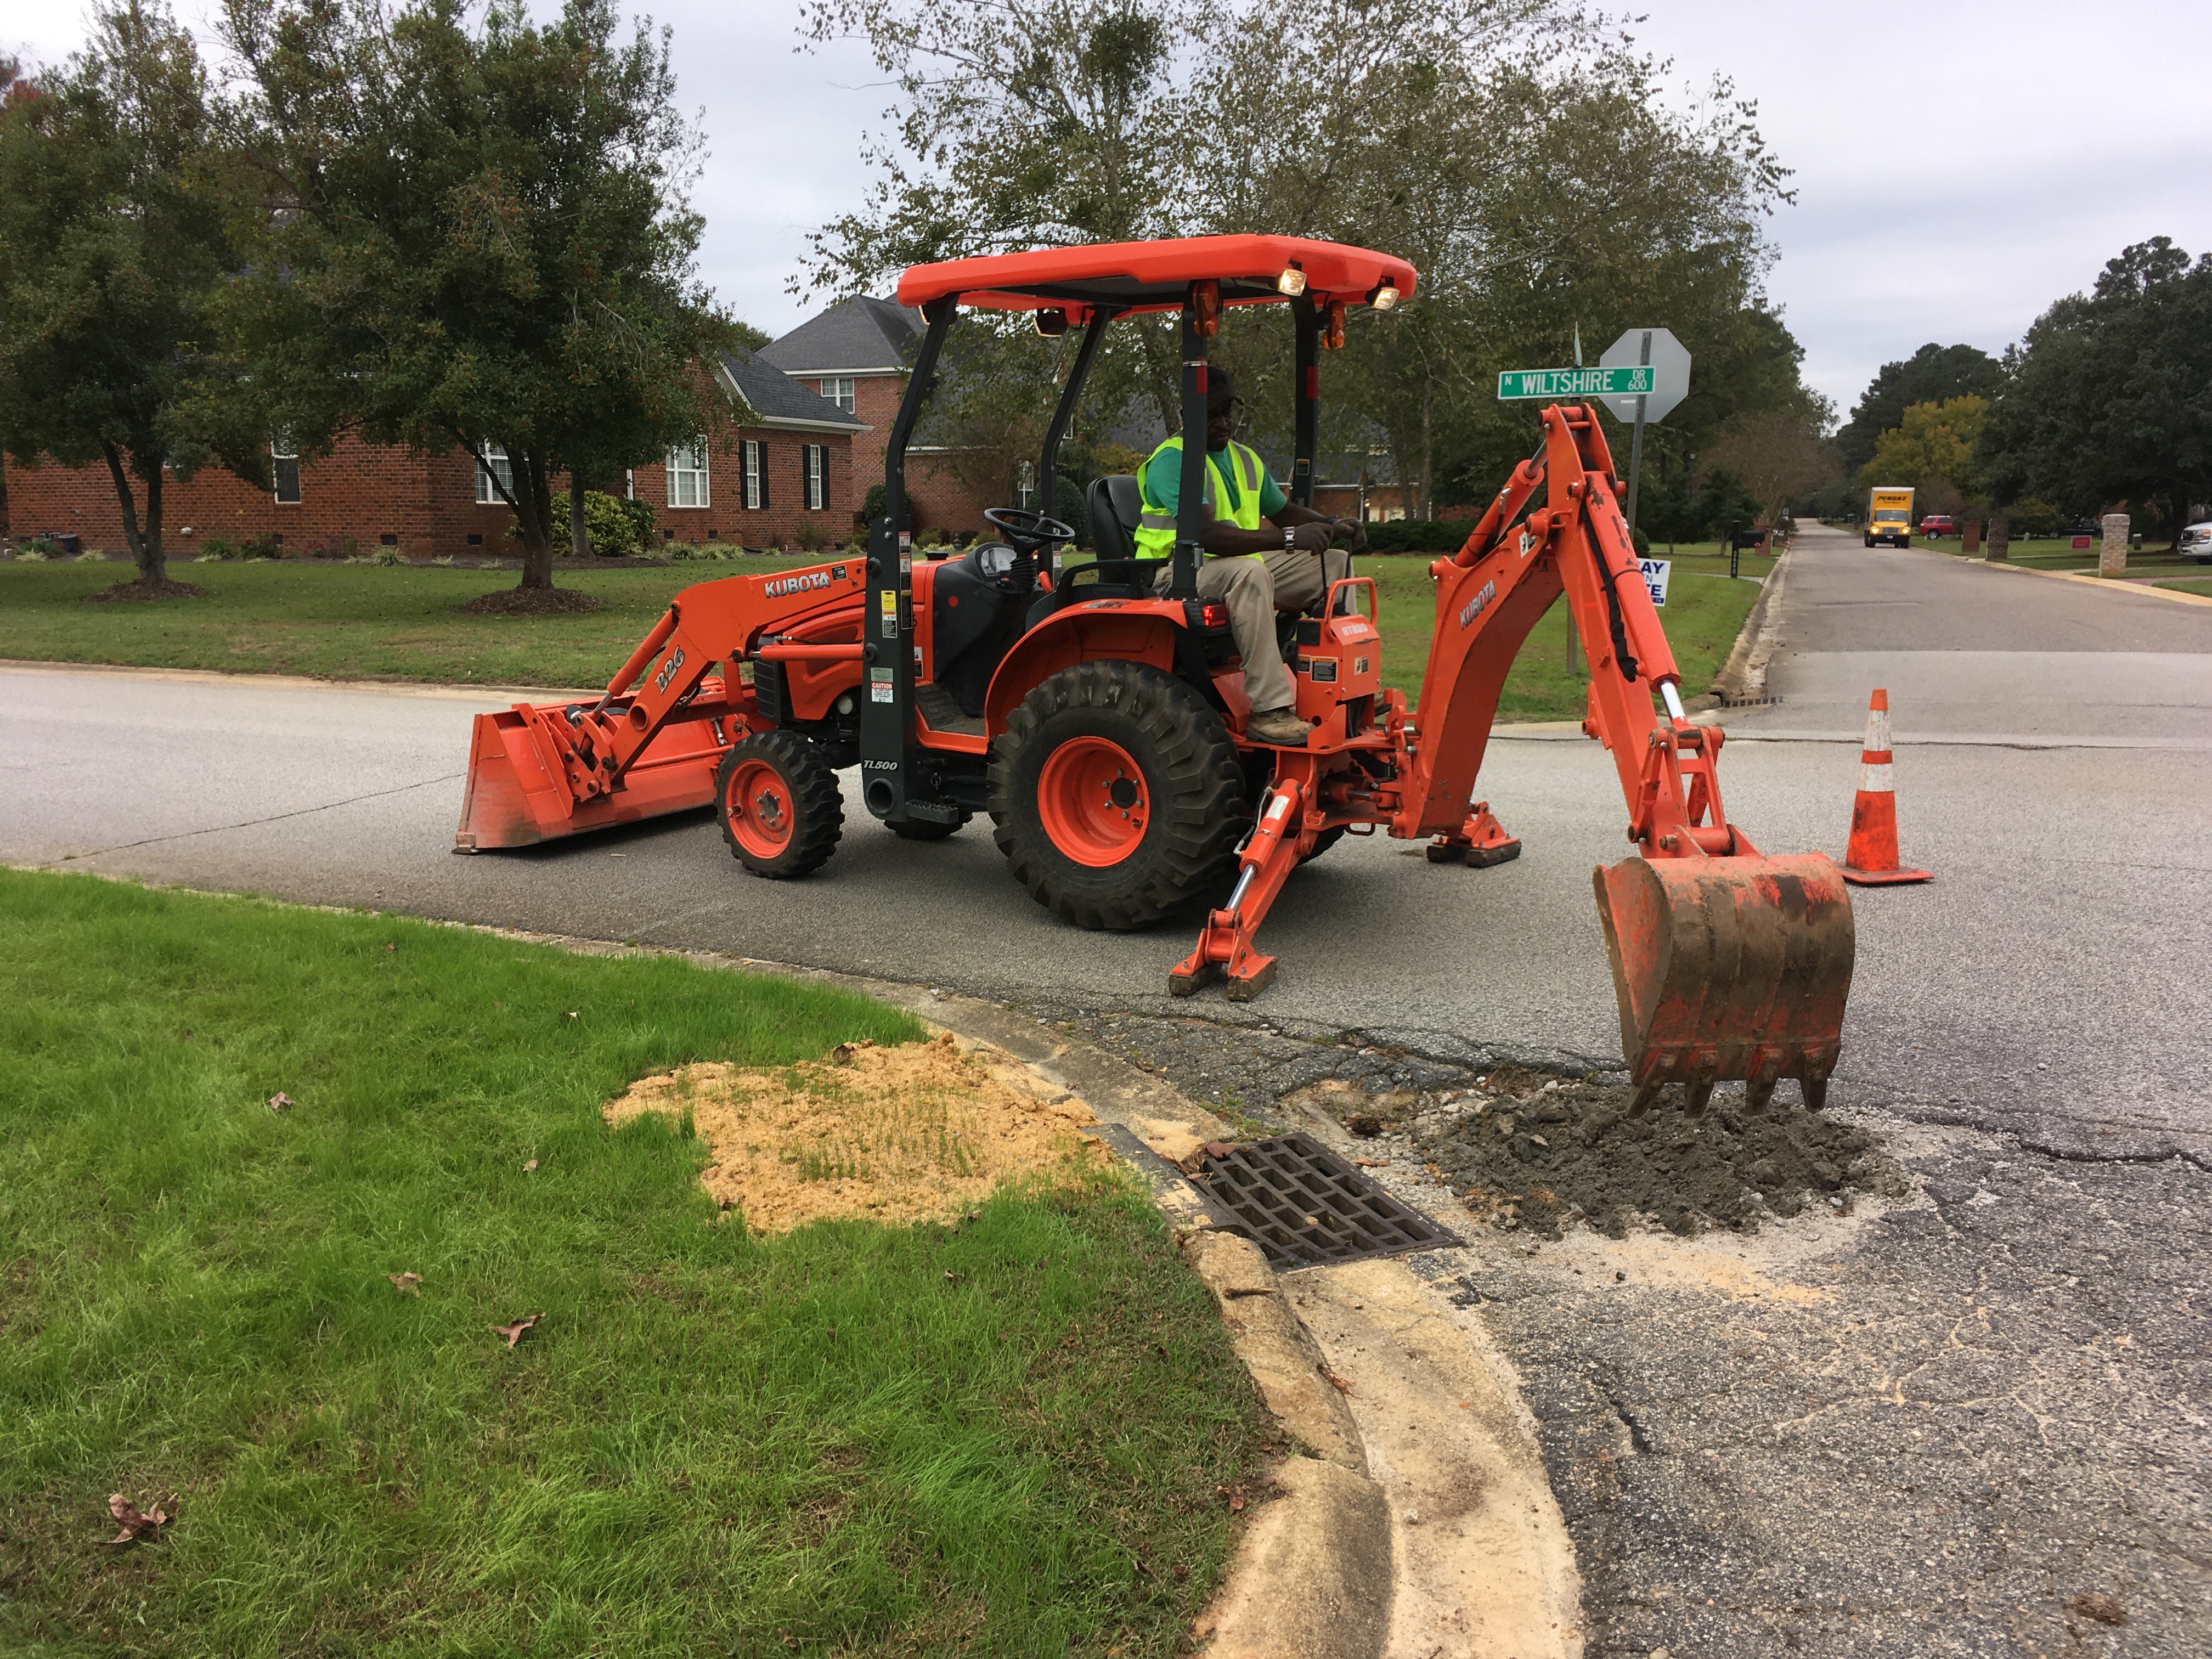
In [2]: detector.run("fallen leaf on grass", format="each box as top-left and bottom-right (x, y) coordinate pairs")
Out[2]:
(493, 1313), (543, 1350)
(386, 1272), (422, 1295)
(383, 943), (397, 953)
(267, 1092), (294, 1112)
(1318, 1364), (1353, 1395)
(104, 1494), (171, 1544)
(1214, 1485), (1247, 1512)
(522, 1158), (539, 1173)
(564, 1012), (579, 1021)
(943, 1270), (967, 1283)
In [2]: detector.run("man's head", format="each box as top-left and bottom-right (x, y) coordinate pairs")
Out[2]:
(1204, 369), (1237, 452)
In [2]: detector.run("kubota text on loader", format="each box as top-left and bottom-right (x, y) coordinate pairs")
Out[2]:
(455, 235), (1856, 1113)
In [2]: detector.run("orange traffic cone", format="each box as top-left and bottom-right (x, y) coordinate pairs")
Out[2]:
(1841, 689), (1931, 885)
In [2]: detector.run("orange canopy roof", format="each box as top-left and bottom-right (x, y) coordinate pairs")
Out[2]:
(894, 235), (1417, 319)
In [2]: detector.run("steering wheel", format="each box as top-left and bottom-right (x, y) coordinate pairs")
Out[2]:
(983, 507), (1077, 550)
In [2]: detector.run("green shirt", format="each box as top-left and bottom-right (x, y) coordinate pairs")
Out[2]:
(1139, 442), (1288, 526)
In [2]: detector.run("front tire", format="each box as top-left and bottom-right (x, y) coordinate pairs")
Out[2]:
(716, 730), (843, 878)
(990, 661), (1246, 930)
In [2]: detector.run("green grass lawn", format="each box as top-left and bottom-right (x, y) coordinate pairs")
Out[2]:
(0, 558), (821, 689)
(1931, 538), (2208, 576)
(2153, 575), (2212, 598)
(0, 871), (1267, 1658)
(1363, 539), (1771, 720)
(0, 541), (1767, 721)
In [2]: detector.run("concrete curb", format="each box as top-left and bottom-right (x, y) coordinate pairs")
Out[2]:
(0, 657), (599, 702)
(1706, 549), (1787, 706)
(1914, 548), (2212, 609)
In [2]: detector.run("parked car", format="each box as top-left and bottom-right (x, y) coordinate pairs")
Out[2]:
(2181, 521), (2212, 564)
(1918, 514), (1956, 538)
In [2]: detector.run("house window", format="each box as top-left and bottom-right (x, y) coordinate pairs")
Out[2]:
(742, 440), (768, 510)
(819, 376), (856, 414)
(667, 440), (709, 508)
(475, 443), (513, 504)
(804, 444), (828, 511)
(271, 435), (301, 505)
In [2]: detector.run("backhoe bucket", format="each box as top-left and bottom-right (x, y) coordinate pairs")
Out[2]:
(454, 701), (725, 851)
(1592, 854), (1855, 1110)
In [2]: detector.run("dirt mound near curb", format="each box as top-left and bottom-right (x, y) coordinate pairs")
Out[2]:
(1293, 1068), (1908, 1239)
(605, 1033), (1102, 1233)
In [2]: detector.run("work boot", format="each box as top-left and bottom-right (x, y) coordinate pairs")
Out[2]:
(1247, 707), (1310, 747)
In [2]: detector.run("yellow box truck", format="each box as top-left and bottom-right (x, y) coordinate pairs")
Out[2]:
(1865, 487), (1915, 548)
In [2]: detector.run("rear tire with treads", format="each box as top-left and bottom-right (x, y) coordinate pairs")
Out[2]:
(716, 730), (843, 878)
(991, 661), (1246, 930)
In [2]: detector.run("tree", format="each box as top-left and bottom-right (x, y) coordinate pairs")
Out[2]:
(0, 1), (230, 590)
(1977, 238), (2212, 545)
(1835, 342), (2003, 477)
(218, 0), (732, 595)
(1704, 406), (1841, 526)
(1863, 395), (1987, 502)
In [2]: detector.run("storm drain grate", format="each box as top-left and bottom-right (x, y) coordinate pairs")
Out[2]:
(1197, 1133), (1459, 1268)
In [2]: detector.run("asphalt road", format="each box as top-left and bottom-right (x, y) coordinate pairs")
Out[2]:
(7, 522), (2207, 1156)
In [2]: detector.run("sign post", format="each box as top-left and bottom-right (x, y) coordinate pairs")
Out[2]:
(1596, 329), (1693, 535)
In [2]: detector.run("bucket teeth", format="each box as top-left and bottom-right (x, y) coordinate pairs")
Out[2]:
(1802, 1076), (1829, 1111)
(1745, 1077), (1777, 1115)
(1628, 1081), (1664, 1118)
(1684, 1081), (1714, 1116)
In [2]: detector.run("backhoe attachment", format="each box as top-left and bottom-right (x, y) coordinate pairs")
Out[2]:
(1394, 403), (1856, 1109)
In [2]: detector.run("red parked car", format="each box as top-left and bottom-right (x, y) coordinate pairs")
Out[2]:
(1918, 514), (1956, 538)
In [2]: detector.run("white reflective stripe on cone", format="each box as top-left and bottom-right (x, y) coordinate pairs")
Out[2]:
(1865, 708), (1892, 750)
(1860, 761), (1894, 793)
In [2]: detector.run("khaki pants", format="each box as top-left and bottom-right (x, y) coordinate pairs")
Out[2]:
(1156, 547), (1351, 712)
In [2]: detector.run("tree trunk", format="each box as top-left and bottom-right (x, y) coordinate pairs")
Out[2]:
(1417, 379), (1435, 523)
(569, 473), (590, 560)
(513, 450), (556, 590)
(101, 441), (166, 584)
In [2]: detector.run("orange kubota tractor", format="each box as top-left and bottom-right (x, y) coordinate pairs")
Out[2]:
(455, 236), (1854, 1113)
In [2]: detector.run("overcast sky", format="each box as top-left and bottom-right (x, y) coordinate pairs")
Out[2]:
(10, 1), (2209, 419)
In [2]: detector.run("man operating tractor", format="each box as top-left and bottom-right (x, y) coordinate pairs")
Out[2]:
(1135, 369), (1364, 747)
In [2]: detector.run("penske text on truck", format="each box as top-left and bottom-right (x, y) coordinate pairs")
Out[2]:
(1866, 487), (1915, 548)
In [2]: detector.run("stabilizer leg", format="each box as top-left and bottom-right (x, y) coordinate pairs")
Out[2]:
(1427, 802), (1522, 868)
(1169, 774), (1310, 1001)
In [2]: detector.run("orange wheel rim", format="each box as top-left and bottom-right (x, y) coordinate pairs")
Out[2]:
(1036, 736), (1149, 867)
(725, 759), (793, 857)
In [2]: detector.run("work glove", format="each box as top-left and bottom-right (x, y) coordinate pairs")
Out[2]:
(1288, 521), (1335, 554)
(1333, 517), (1368, 553)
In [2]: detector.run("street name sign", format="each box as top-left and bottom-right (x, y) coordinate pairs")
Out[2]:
(1498, 365), (1655, 400)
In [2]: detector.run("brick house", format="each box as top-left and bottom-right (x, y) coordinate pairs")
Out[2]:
(2, 346), (862, 559)
(758, 295), (992, 535)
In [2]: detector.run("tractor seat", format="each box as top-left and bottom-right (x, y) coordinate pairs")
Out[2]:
(1028, 475), (1167, 626)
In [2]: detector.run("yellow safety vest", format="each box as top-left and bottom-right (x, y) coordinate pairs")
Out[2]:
(1134, 436), (1267, 559)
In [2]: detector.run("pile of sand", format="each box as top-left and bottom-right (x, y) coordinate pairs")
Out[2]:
(604, 1032), (1102, 1233)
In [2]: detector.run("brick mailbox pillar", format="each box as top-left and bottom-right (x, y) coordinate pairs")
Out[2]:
(1962, 519), (1982, 555)
(2100, 512), (2130, 577)
(1986, 518), (2008, 562)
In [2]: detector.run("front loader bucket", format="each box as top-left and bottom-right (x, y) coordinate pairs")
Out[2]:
(1592, 854), (1855, 1111)
(454, 703), (725, 851)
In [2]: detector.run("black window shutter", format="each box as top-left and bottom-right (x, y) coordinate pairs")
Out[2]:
(757, 439), (769, 510)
